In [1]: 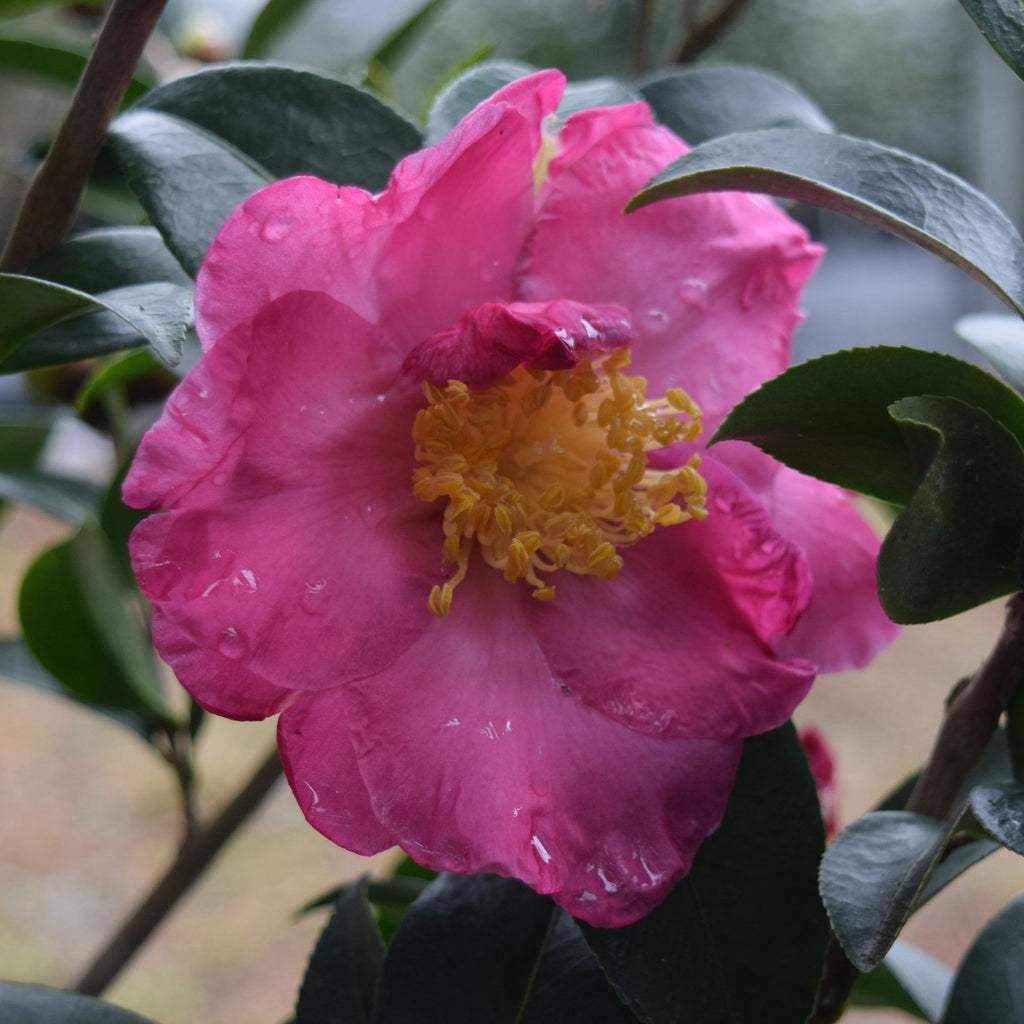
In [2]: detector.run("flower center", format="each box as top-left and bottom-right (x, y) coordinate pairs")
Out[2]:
(411, 347), (708, 617)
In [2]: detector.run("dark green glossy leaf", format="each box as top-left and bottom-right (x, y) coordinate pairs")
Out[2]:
(851, 941), (953, 1022)
(820, 811), (963, 972)
(582, 723), (827, 1024)
(918, 837), (1000, 907)
(0, 981), (158, 1023)
(879, 395), (1024, 621)
(134, 64), (421, 190)
(629, 130), (1024, 317)
(425, 59), (535, 144)
(970, 783), (1024, 856)
(0, 37), (151, 102)
(955, 312), (1024, 397)
(372, 873), (557, 1022)
(639, 65), (833, 146)
(19, 520), (170, 724)
(27, 226), (190, 292)
(519, 912), (638, 1024)
(241, 0), (312, 58)
(713, 346), (1024, 506)
(0, 274), (190, 370)
(107, 109), (271, 276)
(295, 876), (385, 1024)
(942, 889), (1024, 1023)
(959, 0), (1024, 82)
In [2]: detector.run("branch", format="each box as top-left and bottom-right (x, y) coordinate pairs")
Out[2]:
(675, 0), (755, 63)
(70, 746), (283, 997)
(0, 0), (167, 272)
(809, 593), (1024, 1023)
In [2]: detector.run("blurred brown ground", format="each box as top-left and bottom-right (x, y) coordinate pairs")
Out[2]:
(1, 504), (1022, 1023)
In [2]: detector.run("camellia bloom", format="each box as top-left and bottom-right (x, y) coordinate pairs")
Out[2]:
(125, 70), (897, 927)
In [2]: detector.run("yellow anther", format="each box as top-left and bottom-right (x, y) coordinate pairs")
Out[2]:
(412, 347), (706, 614)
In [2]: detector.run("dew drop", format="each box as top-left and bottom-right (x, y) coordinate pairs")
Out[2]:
(260, 213), (293, 243)
(712, 495), (733, 514)
(212, 472), (228, 486)
(740, 271), (763, 310)
(217, 626), (250, 661)
(678, 277), (709, 311)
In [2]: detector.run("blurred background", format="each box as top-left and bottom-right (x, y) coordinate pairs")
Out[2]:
(3, 1), (1024, 1021)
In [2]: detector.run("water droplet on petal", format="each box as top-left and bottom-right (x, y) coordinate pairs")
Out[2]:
(212, 472), (228, 486)
(678, 277), (709, 311)
(260, 213), (294, 243)
(740, 271), (764, 310)
(217, 626), (250, 661)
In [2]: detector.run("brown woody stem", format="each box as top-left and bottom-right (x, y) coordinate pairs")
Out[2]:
(809, 593), (1024, 1023)
(0, 0), (167, 272)
(70, 746), (283, 997)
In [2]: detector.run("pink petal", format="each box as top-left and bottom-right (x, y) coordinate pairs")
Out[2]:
(518, 102), (822, 431)
(525, 453), (816, 740)
(278, 692), (397, 855)
(401, 298), (631, 388)
(714, 441), (899, 671)
(336, 569), (742, 927)
(126, 291), (444, 717)
(195, 71), (565, 352)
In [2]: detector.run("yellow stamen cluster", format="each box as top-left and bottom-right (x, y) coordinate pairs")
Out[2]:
(412, 348), (708, 617)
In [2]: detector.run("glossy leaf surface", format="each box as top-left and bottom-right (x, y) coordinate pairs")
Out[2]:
(959, 0), (1024, 82)
(0, 982), (157, 1023)
(954, 312), (1024, 396)
(878, 395), (1024, 622)
(582, 723), (827, 1024)
(135, 64), (421, 189)
(820, 811), (959, 972)
(851, 941), (952, 1022)
(640, 65), (833, 146)
(425, 59), (536, 144)
(714, 346), (1024, 505)
(629, 130), (1024, 317)
(295, 877), (385, 1024)
(969, 783), (1024, 856)
(0, 274), (189, 369)
(942, 889), (1024, 1022)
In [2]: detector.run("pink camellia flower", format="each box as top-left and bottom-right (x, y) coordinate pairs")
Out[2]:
(799, 726), (840, 840)
(124, 70), (897, 927)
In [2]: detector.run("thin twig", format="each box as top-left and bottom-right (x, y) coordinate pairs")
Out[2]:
(70, 746), (283, 997)
(809, 594), (1024, 1023)
(675, 0), (754, 63)
(0, 0), (168, 272)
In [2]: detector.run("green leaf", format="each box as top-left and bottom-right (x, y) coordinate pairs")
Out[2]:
(241, 0), (312, 58)
(0, 469), (101, 524)
(852, 941), (953, 1022)
(0, 274), (189, 370)
(959, 0), (1024, 83)
(76, 347), (178, 413)
(556, 76), (643, 124)
(295, 876), (385, 1024)
(629, 130), (1024, 317)
(27, 226), (190, 292)
(878, 395), (1024, 622)
(954, 312), (1024, 397)
(0, 36), (152, 102)
(820, 810), (964, 972)
(0, 981), (158, 1023)
(371, 872), (634, 1021)
(19, 519), (171, 725)
(134, 64), (421, 190)
(639, 65), (833, 146)
(582, 723), (827, 1024)
(714, 346), (1024, 505)
(425, 59), (536, 144)
(372, 0), (447, 74)
(106, 110), (272, 277)
(942, 889), (1024, 1023)
(969, 783), (1024, 856)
